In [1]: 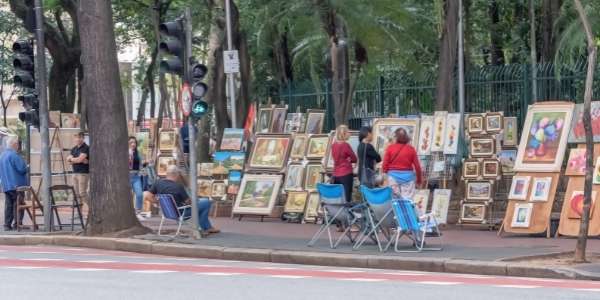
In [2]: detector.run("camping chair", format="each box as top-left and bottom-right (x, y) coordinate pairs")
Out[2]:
(50, 185), (85, 231)
(307, 183), (365, 249)
(354, 185), (395, 252)
(391, 199), (443, 252)
(157, 194), (191, 237)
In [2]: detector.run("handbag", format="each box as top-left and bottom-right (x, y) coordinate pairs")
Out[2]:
(360, 143), (377, 188)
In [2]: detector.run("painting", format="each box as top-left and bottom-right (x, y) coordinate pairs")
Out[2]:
(509, 175), (531, 200)
(431, 189), (451, 224)
(284, 191), (308, 213)
(497, 150), (517, 175)
(227, 171), (242, 194)
(198, 163), (214, 177)
(461, 203), (486, 223)
(285, 113), (305, 133)
(443, 113), (461, 155)
(257, 107), (273, 133)
(156, 156), (177, 176)
(466, 181), (492, 200)
(324, 131), (359, 170)
(567, 190), (597, 219)
(220, 128), (245, 151)
(485, 112), (503, 133)
(417, 115), (434, 156)
(233, 174), (282, 215)
(304, 192), (320, 222)
(61, 113), (80, 128)
(594, 157), (600, 185)
(213, 152), (245, 174)
(197, 179), (213, 197)
(530, 177), (552, 202)
(467, 114), (484, 135)
(372, 118), (420, 156)
(135, 130), (152, 160)
(470, 137), (495, 157)
(462, 159), (480, 179)
(211, 181), (227, 198)
(158, 130), (177, 152)
(305, 110), (325, 134)
(503, 117), (518, 146)
(514, 102), (574, 172)
(306, 134), (330, 159)
(482, 159), (500, 178)
(270, 107), (288, 133)
(284, 163), (305, 191)
(565, 148), (587, 176)
(49, 111), (60, 128)
(414, 189), (430, 215)
(248, 134), (292, 171)
(431, 111), (447, 152)
(290, 134), (308, 160)
(511, 203), (533, 228)
(304, 164), (324, 191)
(568, 102), (600, 143)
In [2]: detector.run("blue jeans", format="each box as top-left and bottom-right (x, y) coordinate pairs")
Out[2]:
(129, 173), (144, 210)
(183, 198), (213, 231)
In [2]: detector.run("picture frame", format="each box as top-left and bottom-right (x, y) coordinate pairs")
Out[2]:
(305, 134), (330, 159)
(503, 117), (518, 146)
(198, 162), (214, 177)
(461, 203), (486, 223)
(156, 155), (177, 177)
(594, 157), (600, 185)
(509, 175), (531, 200)
(135, 130), (152, 161)
(304, 163), (324, 191)
(511, 203), (533, 228)
(443, 113), (461, 155)
(567, 190), (598, 219)
(372, 118), (420, 156)
(233, 174), (283, 215)
(414, 189), (430, 216)
(497, 150), (517, 175)
(212, 151), (245, 174)
(305, 109), (325, 134)
(514, 102), (574, 172)
(467, 114), (484, 135)
(158, 129), (177, 152)
(431, 111), (447, 152)
(197, 179), (213, 197)
(482, 158), (500, 179)
(284, 191), (308, 213)
(284, 163), (305, 191)
(220, 128), (245, 151)
(211, 180), (227, 199)
(227, 170), (242, 194)
(417, 115), (434, 156)
(247, 134), (292, 171)
(568, 102), (600, 143)
(470, 136), (496, 157)
(466, 181), (492, 201)
(485, 112), (503, 133)
(304, 192), (321, 222)
(285, 113), (305, 133)
(61, 113), (81, 128)
(462, 159), (480, 179)
(565, 148), (587, 176)
(530, 177), (552, 202)
(270, 107), (288, 133)
(432, 189), (451, 224)
(257, 106), (273, 133)
(290, 134), (309, 160)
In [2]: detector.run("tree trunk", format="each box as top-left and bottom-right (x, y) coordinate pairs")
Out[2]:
(78, 0), (147, 236)
(540, 0), (563, 62)
(136, 87), (149, 126)
(488, 0), (505, 65)
(273, 29), (293, 87)
(573, 0), (596, 263)
(435, 0), (459, 111)
(157, 72), (169, 128)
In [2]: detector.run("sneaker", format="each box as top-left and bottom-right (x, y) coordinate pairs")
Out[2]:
(205, 227), (220, 234)
(136, 213), (147, 221)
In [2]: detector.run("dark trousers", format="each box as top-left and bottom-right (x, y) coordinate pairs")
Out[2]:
(4, 191), (24, 229)
(333, 174), (354, 203)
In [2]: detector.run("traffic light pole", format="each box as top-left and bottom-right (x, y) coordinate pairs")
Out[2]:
(34, 0), (53, 232)
(225, 0), (237, 127)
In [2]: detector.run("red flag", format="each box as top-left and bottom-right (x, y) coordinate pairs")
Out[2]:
(244, 102), (256, 142)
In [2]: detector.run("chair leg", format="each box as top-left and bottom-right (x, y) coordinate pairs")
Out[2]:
(308, 208), (343, 247)
(175, 216), (184, 237)
(158, 216), (165, 236)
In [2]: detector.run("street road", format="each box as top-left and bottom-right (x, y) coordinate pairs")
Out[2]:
(0, 245), (599, 300)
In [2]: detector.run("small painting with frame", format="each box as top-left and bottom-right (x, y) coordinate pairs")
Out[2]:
(482, 159), (500, 179)
(284, 191), (308, 213)
(462, 159), (480, 179)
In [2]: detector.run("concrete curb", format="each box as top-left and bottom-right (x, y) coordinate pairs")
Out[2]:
(1, 234), (598, 281)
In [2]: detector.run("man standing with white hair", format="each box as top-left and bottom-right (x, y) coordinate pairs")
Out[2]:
(0, 136), (28, 231)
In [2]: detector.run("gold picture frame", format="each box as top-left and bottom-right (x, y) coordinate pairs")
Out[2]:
(284, 163), (305, 191)
(305, 134), (330, 159)
(290, 134), (308, 160)
(284, 191), (308, 213)
(305, 109), (325, 134)
(158, 129), (177, 152)
(156, 155), (177, 177)
(270, 107), (288, 133)
(462, 159), (480, 179)
(467, 114), (485, 135)
(233, 174), (283, 215)
(304, 163), (324, 191)
(482, 158), (500, 179)
(247, 134), (292, 171)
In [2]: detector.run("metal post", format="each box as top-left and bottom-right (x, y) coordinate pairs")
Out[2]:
(457, 0), (466, 158)
(529, 0), (537, 102)
(34, 0), (52, 231)
(225, 0), (237, 127)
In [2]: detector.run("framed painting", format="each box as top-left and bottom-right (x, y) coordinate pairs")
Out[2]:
(514, 102), (574, 172)
(466, 181), (492, 201)
(509, 175), (531, 200)
(431, 189), (451, 224)
(497, 150), (517, 175)
(431, 111), (447, 152)
(567, 190), (597, 219)
(304, 192), (320, 222)
(257, 106), (273, 133)
(270, 107), (288, 133)
(568, 102), (600, 143)
(511, 203), (533, 228)
(49, 110), (61, 128)
(324, 131), (359, 170)
(414, 189), (430, 215)
(470, 137), (496, 157)
(156, 155), (177, 176)
(233, 174), (283, 215)
(197, 179), (213, 197)
(304, 163), (324, 191)
(594, 157), (600, 184)
(530, 177), (552, 202)
(158, 130), (177, 152)
(290, 134), (308, 160)
(227, 170), (242, 194)
(485, 112), (503, 133)
(285, 113), (305, 133)
(305, 109), (325, 134)
(467, 114), (484, 135)
(61, 113), (81, 128)
(482, 159), (500, 179)
(372, 118), (420, 157)
(417, 115), (434, 156)
(306, 134), (330, 159)
(443, 113), (461, 155)
(247, 134), (292, 171)
(213, 151), (245, 174)
(461, 203), (486, 222)
(284, 191), (308, 213)
(503, 117), (518, 146)
(220, 128), (245, 151)
(198, 162), (214, 177)
(211, 181), (227, 199)
(284, 163), (305, 191)
(135, 130), (152, 160)
(462, 159), (480, 179)
(565, 148), (587, 176)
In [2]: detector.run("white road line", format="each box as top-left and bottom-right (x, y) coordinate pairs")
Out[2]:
(196, 272), (241, 276)
(417, 281), (461, 285)
(340, 278), (387, 282)
(5, 266), (48, 270)
(68, 268), (109, 272)
(22, 258), (64, 261)
(79, 260), (116, 263)
(575, 288), (600, 292)
(269, 275), (309, 279)
(494, 285), (540, 289)
(131, 270), (177, 274)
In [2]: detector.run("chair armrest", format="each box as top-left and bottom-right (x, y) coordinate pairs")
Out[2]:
(177, 205), (192, 212)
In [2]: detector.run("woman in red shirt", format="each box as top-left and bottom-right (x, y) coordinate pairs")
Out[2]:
(331, 125), (358, 202)
(382, 128), (422, 200)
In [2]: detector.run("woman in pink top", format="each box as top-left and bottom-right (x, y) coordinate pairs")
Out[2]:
(331, 125), (358, 202)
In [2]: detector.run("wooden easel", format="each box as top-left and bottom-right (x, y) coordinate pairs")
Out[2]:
(33, 128), (69, 195)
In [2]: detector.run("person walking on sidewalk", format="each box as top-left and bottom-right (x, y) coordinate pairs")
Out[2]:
(0, 136), (28, 231)
(331, 125), (358, 202)
(357, 126), (381, 188)
(382, 128), (422, 201)
(67, 132), (89, 208)
(128, 136), (145, 219)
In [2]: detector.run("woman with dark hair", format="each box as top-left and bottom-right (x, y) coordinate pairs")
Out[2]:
(382, 128), (422, 200)
(357, 127), (381, 188)
(128, 136), (145, 219)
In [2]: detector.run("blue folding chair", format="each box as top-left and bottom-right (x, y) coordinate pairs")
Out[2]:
(308, 183), (365, 248)
(354, 185), (395, 252)
(391, 199), (443, 252)
(157, 194), (192, 237)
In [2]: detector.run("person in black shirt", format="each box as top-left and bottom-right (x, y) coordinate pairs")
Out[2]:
(357, 126), (382, 188)
(67, 132), (90, 207)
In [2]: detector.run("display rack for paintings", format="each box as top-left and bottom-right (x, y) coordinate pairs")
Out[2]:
(30, 128), (70, 200)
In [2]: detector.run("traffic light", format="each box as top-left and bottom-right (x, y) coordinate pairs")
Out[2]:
(12, 39), (35, 89)
(159, 20), (184, 76)
(189, 61), (208, 119)
(191, 99), (208, 118)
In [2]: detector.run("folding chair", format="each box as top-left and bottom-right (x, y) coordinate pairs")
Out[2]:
(391, 199), (443, 252)
(15, 186), (44, 232)
(307, 183), (364, 248)
(50, 185), (85, 231)
(157, 194), (191, 237)
(354, 185), (395, 252)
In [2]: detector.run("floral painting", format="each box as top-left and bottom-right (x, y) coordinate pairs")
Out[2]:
(417, 115), (433, 156)
(568, 102), (600, 143)
(565, 148), (587, 176)
(414, 189), (430, 215)
(568, 190), (597, 219)
(431, 111), (447, 152)
(443, 113), (461, 155)
(431, 189), (451, 224)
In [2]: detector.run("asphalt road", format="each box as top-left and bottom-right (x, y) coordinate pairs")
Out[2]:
(1, 245), (599, 300)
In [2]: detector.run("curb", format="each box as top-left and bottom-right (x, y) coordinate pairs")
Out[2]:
(1, 234), (598, 281)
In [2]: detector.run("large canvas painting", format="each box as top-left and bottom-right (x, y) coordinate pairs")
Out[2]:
(443, 113), (461, 155)
(417, 115), (434, 156)
(220, 128), (245, 151)
(233, 174), (282, 215)
(514, 102), (574, 172)
(431, 111), (447, 152)
(569, 102), (600, 143)
(372, 118), (420, 157)
(432, 189), (451, 224)
(248, 134), (292, 171)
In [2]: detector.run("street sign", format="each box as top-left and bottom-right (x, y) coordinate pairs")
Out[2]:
(180, 83), (192, 117)
(223, 50), (240, 74)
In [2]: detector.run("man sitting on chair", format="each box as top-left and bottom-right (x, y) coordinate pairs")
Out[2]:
(142, 165), (219, 236)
